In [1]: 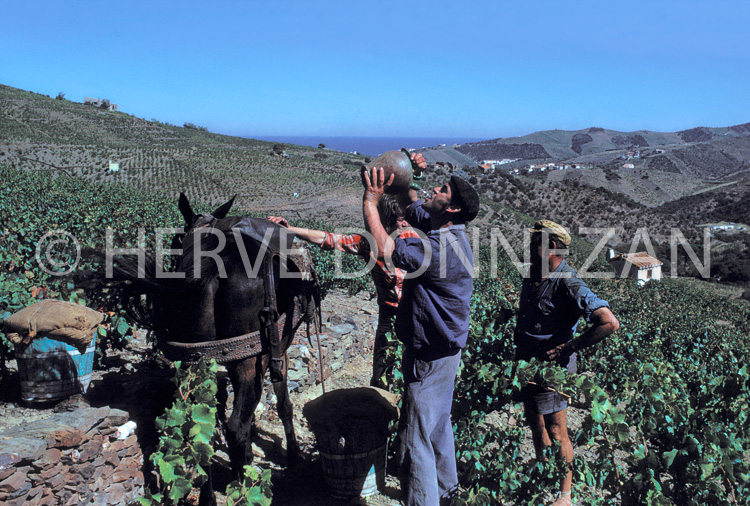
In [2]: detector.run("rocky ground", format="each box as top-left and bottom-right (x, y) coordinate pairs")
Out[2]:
(0, 289), (400, 504)
(0, 289), (588, 505)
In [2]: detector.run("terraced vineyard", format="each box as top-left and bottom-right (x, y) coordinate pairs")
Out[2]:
(0, 84), (367, 225)
(2, 142), (358, 209)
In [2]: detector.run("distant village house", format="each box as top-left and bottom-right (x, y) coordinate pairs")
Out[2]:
(701, 222), (749, 232)
(84, 97), (118, 112)
(480, 159), (518, 171)
(519, 162), (589, 174)
(711, 223), (736, 231)
(622, 151), (641, 160)
(608, 250), (663, 284)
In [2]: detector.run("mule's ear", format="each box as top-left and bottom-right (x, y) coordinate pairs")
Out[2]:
(212, 195), (236, 219)
(178, 192), (196, 225)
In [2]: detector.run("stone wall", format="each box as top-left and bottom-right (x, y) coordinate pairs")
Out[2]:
(0, 407), (143, 505)
(285, 306), (378, 392)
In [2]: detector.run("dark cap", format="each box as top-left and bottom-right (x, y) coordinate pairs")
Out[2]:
(449, 175), (480, 223)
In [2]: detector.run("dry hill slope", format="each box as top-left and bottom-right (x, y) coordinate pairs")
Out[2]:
(0, 84), (368, 225)
(428, 124), (750, 182)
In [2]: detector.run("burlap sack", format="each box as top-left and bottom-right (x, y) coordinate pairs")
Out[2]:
(2, 300), (104, 353)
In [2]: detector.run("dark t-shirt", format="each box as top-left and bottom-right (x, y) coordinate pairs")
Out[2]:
(515, 259), (609, 372)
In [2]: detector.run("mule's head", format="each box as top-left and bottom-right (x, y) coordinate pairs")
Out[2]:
(172, 193), (237, 252)
(178, 192), (237, 231)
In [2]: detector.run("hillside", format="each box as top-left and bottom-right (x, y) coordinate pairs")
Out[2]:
(0, 84), (368, 226)
(422, 124), (750, 183)
(412, 157), (750, 283)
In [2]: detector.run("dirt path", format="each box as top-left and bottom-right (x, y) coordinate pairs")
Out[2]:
(252, 353), (402, 505)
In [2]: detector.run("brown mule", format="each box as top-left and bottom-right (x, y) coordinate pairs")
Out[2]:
(93, 194), (319, 505)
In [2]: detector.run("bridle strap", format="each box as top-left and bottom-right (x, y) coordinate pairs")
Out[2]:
(191, 214), (217, 230)
(260, 251), (284, 383)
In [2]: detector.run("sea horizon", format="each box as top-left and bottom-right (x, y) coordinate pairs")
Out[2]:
(246, 135), (486, 157)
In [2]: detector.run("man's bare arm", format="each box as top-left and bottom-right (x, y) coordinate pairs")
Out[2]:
(362, 167), (395, 260)
(546, 307), (620, 360)
(267, 216), (326, 245)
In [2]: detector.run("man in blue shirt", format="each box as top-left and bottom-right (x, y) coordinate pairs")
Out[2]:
(516, 220), (620, 506)
(362, 167), (479, 505)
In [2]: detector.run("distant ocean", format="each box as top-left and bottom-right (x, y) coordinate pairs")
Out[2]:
(248, 136), (484, 157)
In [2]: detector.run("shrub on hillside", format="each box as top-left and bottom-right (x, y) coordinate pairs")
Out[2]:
(183, 122), (208, 132)
(672, 144), (738, 178)
(679, 127), (713, 143)
(611, 134), (649, 147)
(456, 142), (551, 161)
(647, 154), (680, 173)
(571, 133), (593, 154)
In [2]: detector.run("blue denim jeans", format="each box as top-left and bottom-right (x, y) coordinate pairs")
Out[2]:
(398, 349), (462, 505)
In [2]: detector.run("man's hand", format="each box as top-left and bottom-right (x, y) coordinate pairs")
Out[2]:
(405, 188), (419, 204)
(545, 342), (573, 361)
(548, 307), (619, 360)
(362, 167), (396, 261)
(267, 216), (289, 227)
(362, 166), (394, 204)
(410, 152), (427, 169)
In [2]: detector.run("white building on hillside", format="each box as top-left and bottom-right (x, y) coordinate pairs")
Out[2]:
(480, 159), (518, 171)
(608, 250), (663, 285)
(84, 97), (118, 112)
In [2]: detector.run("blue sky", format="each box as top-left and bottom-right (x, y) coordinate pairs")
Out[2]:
(2, 1), (749, 139)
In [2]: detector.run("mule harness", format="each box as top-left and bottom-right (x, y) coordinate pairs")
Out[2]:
(159, 227), (323, 388)
(160, 309), (299, 365)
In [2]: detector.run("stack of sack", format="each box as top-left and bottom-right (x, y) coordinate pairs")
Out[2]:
(3, 300), (104, 353)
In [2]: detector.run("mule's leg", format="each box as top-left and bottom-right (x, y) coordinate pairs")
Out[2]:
(272, 352), (301, 465)
(198, 469), (217, 506)
(197, 374), (226, 506)
(216, 371), (230, 440)
(226, 357), (264, 479)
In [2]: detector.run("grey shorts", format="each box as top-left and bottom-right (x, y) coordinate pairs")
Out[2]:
(522, 384), (568, 415)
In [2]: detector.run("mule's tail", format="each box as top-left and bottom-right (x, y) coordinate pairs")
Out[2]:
(75, 247), (201, 331)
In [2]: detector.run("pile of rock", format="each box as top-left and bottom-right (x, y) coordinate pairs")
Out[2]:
(286, 312), (376, 392)
(0, 406), (143, 505)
